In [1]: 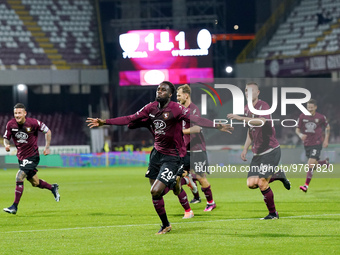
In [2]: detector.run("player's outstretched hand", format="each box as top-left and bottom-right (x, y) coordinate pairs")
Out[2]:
(5, 145), (10, 152)
(86, 118), (105, 128)
(216, 124), (234, 134)
(227, 113), (242, 121)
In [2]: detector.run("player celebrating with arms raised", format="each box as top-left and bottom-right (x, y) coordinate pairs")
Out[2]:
(296, 99), (330, 192)
(87, 81), (232, 234)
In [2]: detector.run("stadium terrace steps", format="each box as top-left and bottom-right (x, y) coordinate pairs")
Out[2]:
(256, 0), (340, 60)
(35, 37), (50, 43)
(7, 0), (69, 69)
(7, 0), (21, 4)
(7, 4), (24, 10)
(308, 22), (340, 54)
(20, 16), (33, 21)
(52, 60), (68, 66)
(1, 0), (103, 69)
(44, 49), (59, 54)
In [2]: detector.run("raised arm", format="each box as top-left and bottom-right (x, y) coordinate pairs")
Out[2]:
(182, 125), (201, 135)
(227, 113), (267, 126)
(86, 115), (138, 128)
(185, 114), (233, 133)
(87, 104), (151, 128)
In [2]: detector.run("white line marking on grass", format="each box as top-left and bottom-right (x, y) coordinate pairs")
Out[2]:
(2, 213), (339, 234)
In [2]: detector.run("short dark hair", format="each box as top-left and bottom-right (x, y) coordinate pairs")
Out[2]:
(177, 84), (191, 96)
(307, 99), (317, 106)
(161, 81), (176, 95)
(14, 103), (26, 110)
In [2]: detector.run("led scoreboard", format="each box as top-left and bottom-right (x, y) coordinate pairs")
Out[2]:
(118, 29), (214, 86)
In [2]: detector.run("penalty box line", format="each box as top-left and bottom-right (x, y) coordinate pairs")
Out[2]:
(1, 213), (339, 234)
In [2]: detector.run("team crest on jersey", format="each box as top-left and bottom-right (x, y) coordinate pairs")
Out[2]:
(315, 119), (319, 123)
(163, 112), (169, 119)
(26, 127), (31, 132)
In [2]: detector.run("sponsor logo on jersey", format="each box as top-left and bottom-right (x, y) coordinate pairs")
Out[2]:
(15, 131), (28, 143)
(154, 120), (166, 135)
(12, 129), (18, 131)
(305, 122), (316, 133)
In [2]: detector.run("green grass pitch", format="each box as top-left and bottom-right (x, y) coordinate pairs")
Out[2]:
(0, 166), (339, 254)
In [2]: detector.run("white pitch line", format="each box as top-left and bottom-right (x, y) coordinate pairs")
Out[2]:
(1, 213), (339, 234)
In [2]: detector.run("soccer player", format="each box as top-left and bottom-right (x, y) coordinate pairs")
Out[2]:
(3, 103), (60, 215)
(227, 82), (290, 220)
(177, 84), (216, 211)
(127, 118), (195, 220)
(296, 99), (330, 192)
(87, 81), (232, 234)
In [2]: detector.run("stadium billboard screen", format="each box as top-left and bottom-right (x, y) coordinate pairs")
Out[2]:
(118, 29), (214, 86)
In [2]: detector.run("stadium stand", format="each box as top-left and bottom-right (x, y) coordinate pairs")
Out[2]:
(256, 0), (340, 61)
(0, 112), (87, 145)
(0, 0), (103, 69)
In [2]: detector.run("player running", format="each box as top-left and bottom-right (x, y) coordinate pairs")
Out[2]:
(127, 118), (195, 220)
(296, 99), (330, 192)
(228, 82), (290, 220)
(87, 81), (232, 234)
(177, 84), (216, 211)
(3, 103), (60, 215)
